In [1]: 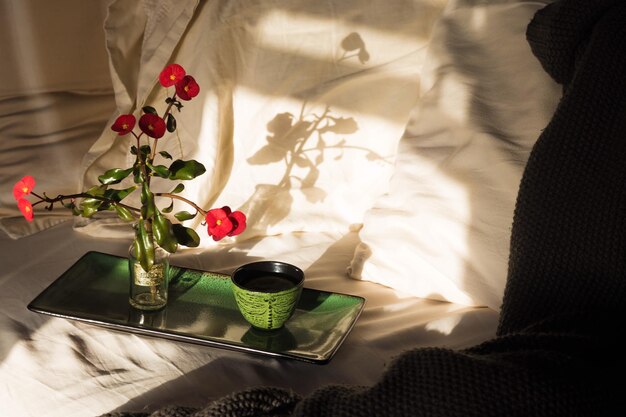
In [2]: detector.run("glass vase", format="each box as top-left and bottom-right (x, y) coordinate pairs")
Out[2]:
(128, 237), (170, 311)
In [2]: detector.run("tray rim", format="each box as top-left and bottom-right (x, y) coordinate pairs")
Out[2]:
(27, 250), (366, 365)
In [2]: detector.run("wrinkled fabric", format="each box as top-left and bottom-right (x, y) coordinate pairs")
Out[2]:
(108, 0), (626, 414)
(77, 0), (447, 242)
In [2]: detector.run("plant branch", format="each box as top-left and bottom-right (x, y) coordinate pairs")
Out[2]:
(156, 192), (206, 216)
(150, 92), (178, 162)
(31, 192), (140, 213)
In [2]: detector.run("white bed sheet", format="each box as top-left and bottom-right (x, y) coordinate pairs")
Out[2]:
(0, 222), (498, 416)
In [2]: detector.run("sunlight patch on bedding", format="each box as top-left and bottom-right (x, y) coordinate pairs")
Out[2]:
(425, 315), (462, 336)
(357, 154), (475, 306)
(437, 73), (471, 125)
(3, 319), (195, 416)
(469, 6), (487, 31)
(205, 85), (401, 238)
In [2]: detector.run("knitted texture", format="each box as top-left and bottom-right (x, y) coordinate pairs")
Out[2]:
(103, 388), (301, 417)
(105, 0), (626, 415)
(498, 0), (626, 334)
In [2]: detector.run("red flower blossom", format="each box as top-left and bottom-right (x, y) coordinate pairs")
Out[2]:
(13, 175), (36, 201)
(159, 63), (186, 87)
(138, 113), (166, 139)
(227, 210), (247, 237)
(205, 206), (247, 241)
(111, 114), (136, 135)
(17, 198), (34, 222)
(175, 75), (200, 101)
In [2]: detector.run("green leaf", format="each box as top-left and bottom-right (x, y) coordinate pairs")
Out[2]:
(172, 224), (200, 247)
(161, 200), (174, 213)
(140, 182), (155, 220)
(98, 167), (133, 185)
(153, 211), (178, 253)
(80, 198), (103, 217)
(166, 114), (177, 133)
(114, 204), (135, 222)
(170, 183), (185, 194)
(142, 106), (158, 115)
(85, 184), (107, 197)
(104, 185), (137, 202)
(133, 164), (142, 184)
(174, 210), (197, 221)
(130, 146), (138, 155)
(135, 219), (155, 271)
(139, 145), (151, 157)
(159, 151), (173, 160)
(146, 162), (170, 178)
(168, 159), (206, 180)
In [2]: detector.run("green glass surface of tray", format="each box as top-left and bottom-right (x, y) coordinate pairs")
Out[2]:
(27, 251), (365, 364)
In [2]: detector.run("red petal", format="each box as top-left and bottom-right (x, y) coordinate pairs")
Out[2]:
(12, 182), (25, 200)
(22, 175), (35, 190)
(17, 198), (34, 222)
(205, 208), (227, 226)
(175, 76), (200, 101)
(159, 64), (186, 87)
(138, 114), (166, 139)
(208, 217), (233, 241)
(13, 176), (35, 201)
(111, 114), (136, 135)
(227, 211), (247, 236)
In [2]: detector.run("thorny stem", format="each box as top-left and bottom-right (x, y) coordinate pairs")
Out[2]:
(27, 93), (193, 227)
(30, 191), (140, 214)
(149, 92), (178, 162)
(156, 192), (207, 216)
(30, 190), (207, 221)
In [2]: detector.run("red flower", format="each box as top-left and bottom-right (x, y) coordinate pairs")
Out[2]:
(138, 113), (166, 139)
(111, 114), (136, 135)
(159, 63), (186, 87)
(13, 176), (36, 201)
(175, 75), (200, 101)
(17, 198), (34, 222)
(227, 210), (247, 237)
(205, 206), (247, 241)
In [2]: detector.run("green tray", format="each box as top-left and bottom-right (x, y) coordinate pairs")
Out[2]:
(27, 251), (365, 364)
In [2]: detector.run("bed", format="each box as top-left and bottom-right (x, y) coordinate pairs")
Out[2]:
(0, 0), (563, 415)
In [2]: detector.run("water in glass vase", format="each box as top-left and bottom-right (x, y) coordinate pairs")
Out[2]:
(128, 243), (170, 310)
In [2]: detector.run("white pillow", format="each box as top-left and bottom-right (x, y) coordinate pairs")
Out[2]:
(78, 0), (449, 242)
(348, 1), (561, 310)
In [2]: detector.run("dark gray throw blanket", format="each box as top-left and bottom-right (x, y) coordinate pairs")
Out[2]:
(104, 0), (626, 415)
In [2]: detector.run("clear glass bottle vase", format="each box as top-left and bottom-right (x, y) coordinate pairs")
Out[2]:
(128, 234), (170, 311)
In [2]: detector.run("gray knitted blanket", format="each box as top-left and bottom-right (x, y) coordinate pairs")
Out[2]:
(103, 0), (626, 415)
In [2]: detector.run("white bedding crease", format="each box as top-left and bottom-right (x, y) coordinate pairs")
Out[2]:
(349, 0), (560, 310)
(0, 0), (556, 415)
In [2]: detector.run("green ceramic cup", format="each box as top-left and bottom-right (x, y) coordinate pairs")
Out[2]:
(231, 261), (304, 330)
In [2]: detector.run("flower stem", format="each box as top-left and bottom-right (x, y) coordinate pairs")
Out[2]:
(156, 192), (207, 216)
(31, 192), (140, 214)
(150, 92), (178, 162)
